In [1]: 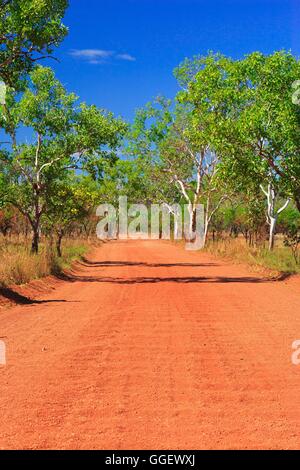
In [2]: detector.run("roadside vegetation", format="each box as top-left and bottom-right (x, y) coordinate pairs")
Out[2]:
(205, 238), (300, 275)
(0, 235), (89, 286)
(1, 1), (300, 289)
(0, 1), (126, 288)
(123, 52), (300, 273)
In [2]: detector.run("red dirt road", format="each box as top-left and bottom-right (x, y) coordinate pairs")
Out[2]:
(0, 240), (300, 450)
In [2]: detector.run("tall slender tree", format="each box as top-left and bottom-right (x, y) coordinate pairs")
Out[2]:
(0, 66), (127, 253)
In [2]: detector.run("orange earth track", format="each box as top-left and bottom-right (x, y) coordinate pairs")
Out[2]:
(0, 239), (300, 450)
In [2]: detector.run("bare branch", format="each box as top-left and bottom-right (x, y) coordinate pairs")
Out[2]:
(277, 198), (290, 215)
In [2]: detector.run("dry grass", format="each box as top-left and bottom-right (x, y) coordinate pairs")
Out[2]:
(2, 234), (298, 287)
(205, 237), (300, 274)
(0, 236), (90, 286)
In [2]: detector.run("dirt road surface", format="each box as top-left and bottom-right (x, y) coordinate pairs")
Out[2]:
(0, 240), (300, 449)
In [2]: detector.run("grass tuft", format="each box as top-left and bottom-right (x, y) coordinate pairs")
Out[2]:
(205, 238), (300, 274)
(0, 237), (90, 286)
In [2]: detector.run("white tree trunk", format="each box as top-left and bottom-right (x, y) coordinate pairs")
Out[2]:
(188, 204), (194, 241)
(260, 183), (290, 251)
(269, 216), (277, 251)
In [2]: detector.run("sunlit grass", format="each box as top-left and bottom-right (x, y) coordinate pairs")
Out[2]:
(0, 236), (90, 286)
(205, 237), (300, 274)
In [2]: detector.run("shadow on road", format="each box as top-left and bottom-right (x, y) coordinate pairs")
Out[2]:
(0, 287), (67, 305)
(58, 274), (283, 284)
(61, 258), (291, 284)
(80, 259), (219, 268)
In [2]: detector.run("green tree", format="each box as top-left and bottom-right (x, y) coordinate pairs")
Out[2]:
(0, 0), (68, 86)
(99, 158), (151, 206)
(235, 51), (300, 213)
(179, 52), (300, 247)
(45, 175), (99, 257)
(0, 66), (127, 253)
(128, 95), (228, 244)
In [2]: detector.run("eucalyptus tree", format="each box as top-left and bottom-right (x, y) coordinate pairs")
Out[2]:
(0, 66), (127, 253)
(0, 0), (68, 86)
(174, 54), (242, 241)
(126, 99), (183, 237)
(45, 175), (99, 257)
(260, 181), (290, 250)
(128, 96), (228, 244)
(179, 51), (300, 247)
(229, 51), (300, 217)
(147, 164), (183, 239)
(99, 157), (151, 206)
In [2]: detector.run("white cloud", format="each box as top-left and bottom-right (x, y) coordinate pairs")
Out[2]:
(70, 49), (136, 64)
(116, 53), (136, 62)
(69, 49), (114, 64)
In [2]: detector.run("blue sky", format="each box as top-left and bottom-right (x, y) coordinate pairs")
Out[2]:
(50, 0), (299, 121)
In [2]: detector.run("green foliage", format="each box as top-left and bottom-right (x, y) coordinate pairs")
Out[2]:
(177, 51), (300, 209)
(127, 94), (222, 211)
(284, 227), (300, 265)
(45, 174), (99, 230)
(0, 66), (127, 252)
(1, 31), (300, 269)
(210, 196), (266, 240)
(0, 0), (68, 87)
(277, 204), (300, 232)
(280, 206), (300, 264)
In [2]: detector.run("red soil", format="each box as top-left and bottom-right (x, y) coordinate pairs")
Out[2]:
(0, 240), (300, 449)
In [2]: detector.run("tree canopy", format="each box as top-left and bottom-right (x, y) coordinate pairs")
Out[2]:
(0, 66), (127, 252)
(0, 0), (68, 86)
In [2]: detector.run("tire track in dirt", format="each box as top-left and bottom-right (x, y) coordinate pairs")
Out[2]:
(0, 240), (300, 449)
